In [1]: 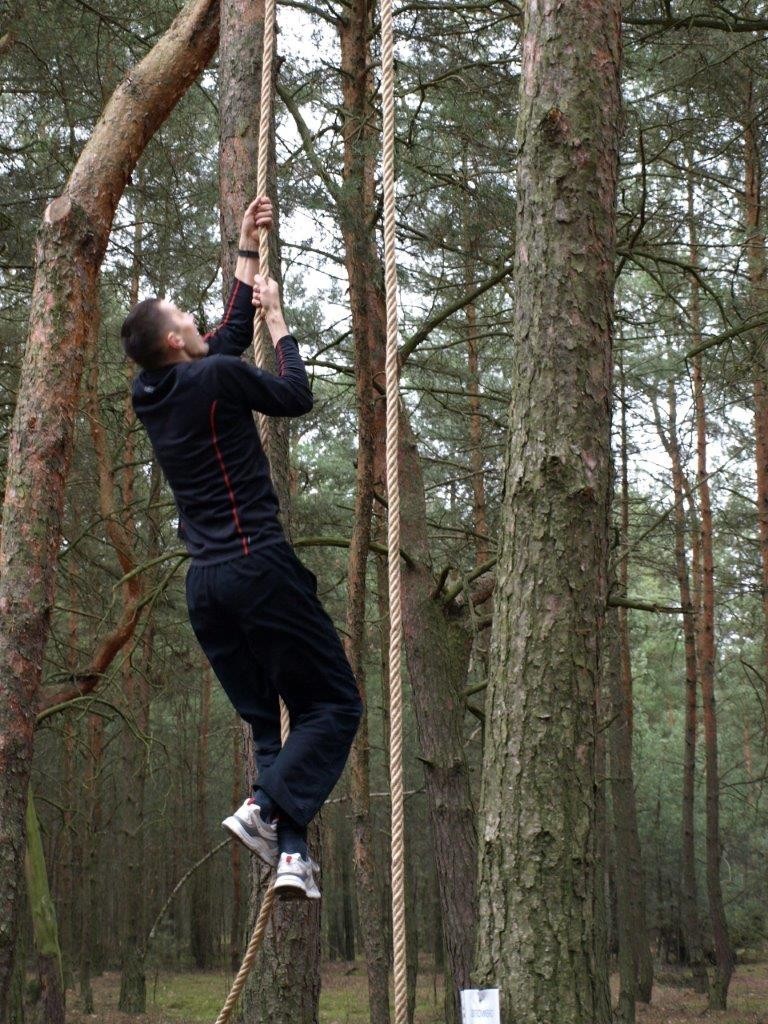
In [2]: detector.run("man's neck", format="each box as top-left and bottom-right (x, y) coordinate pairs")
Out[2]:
(158, 351), (193, 368)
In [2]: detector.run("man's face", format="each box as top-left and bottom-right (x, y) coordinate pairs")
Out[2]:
(160, 300), (209, 360)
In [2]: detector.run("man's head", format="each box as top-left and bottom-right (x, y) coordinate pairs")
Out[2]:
(121, 298), (209, 369)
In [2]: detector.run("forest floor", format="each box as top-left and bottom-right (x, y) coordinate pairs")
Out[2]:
(61, 959), (768, 1024)
(630, 962), (768, 1024)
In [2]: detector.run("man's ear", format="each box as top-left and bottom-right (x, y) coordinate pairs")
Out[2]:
(166, 330), (184, 351)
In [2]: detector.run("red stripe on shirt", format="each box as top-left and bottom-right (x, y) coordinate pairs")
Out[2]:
(209, 399), (250, 556)
(203, 280), (242, 343)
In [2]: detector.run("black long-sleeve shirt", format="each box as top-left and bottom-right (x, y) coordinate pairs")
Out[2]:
(132, 279), (313, 564)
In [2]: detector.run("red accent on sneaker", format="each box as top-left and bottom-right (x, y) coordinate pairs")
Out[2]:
(286, 855), (292, 864)
(247, 798), (256, 805)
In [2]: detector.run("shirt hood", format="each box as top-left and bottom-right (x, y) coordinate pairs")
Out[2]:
(133, 364), (185, 408)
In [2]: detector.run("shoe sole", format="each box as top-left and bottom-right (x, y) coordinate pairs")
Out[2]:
(274, 873), (321, 901)
(222, 816), (278, 868)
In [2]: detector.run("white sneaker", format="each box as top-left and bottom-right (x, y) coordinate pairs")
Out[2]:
(273, 852), (321, 900)
(221, 799), (278, 867)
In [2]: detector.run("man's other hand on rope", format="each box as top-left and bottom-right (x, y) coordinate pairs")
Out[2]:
(252, 274), (289, 349)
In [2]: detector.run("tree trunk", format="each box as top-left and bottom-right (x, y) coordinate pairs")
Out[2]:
(118, 632), (151, 1014)
(693, 352), (734, 1009)
(617, 366), (653, 1003)
(594, 665), (609, 1012)
(59, 620), (78, 987)
(84, 309), (151, 1013)
(463, 222), (490, 567)
(79, 715), (104, 1014)
(340, 828), (356, 962)
(396, 415), (478, 1024)
(191, 663), (214, 967)
(0, 3), (220, 1009)
(7, 951), (25, 1024)
(651, 382), (709, 993)
(334, 8), (479, 1017)
(742, 72), (768, 712)
(343, 287), (392, 1024)
(606, 601), (635, 1024)
(687, 171), (734, 1010)
(230, 722), (244, 973)
(24, 790), (65, 1024)
(473, 2), (620, 1020)
(335, 2), (393, 1019)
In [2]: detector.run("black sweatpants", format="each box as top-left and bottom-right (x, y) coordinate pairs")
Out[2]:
(186, 542), (363, 826)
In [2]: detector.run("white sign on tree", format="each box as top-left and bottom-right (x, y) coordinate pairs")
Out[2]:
(460, 989), (501, 1024)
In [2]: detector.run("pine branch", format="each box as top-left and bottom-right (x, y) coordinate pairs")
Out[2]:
(400, 260), (514, 364)
(276, 81), (342, 204)
(625, 13), (768, 33)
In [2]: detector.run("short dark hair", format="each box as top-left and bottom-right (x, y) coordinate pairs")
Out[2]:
(121, 298), (172, 370)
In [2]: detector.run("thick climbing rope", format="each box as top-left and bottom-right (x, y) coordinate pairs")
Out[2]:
(249, 0), (290, 747)
(216, 0), (406, 1018)
(380, 0), (408, 1019)
(251, 0), (278, 468)
(213, 2), (283, 1022)
(213, 884), (277, 1024)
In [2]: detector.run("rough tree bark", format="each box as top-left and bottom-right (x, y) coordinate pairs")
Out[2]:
(473, 1), (621, 1021)
(40, 188), (146, 721)
(0, 1), (220, 1009)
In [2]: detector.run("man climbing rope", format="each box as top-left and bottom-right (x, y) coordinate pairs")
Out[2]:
(121, 196), (362, 900)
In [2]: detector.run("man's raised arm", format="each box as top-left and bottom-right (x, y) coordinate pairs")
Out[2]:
(211, 274), (313, 417)
(205, 197), (273, 357)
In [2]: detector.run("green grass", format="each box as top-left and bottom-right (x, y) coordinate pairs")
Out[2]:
(148, 969), (229, 1020)
(146, 964), (444, 1024)
(65, 960), (768, 1024)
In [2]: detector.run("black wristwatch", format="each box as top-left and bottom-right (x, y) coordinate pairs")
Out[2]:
(238, 248), (259, 258)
